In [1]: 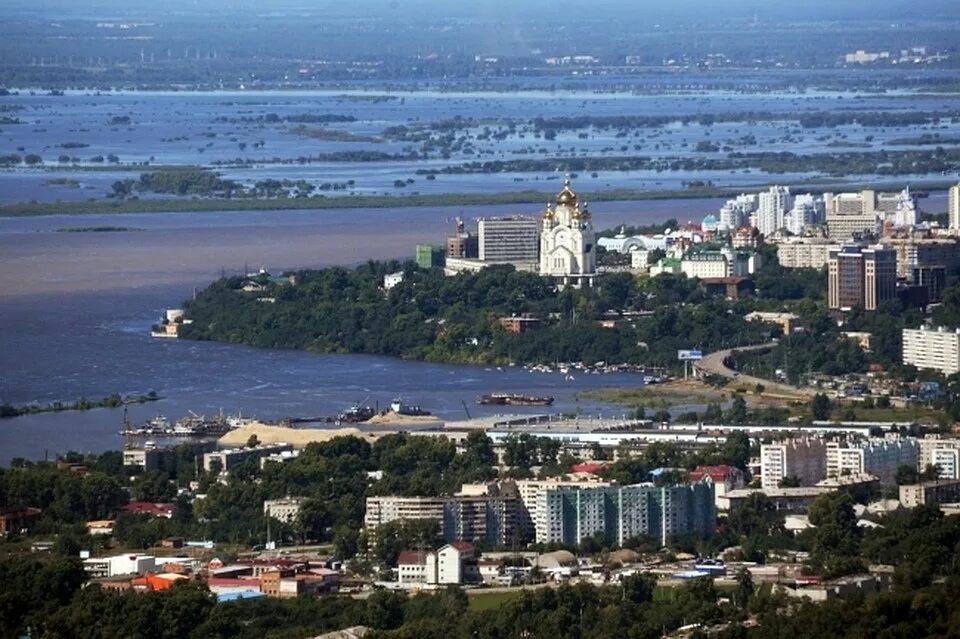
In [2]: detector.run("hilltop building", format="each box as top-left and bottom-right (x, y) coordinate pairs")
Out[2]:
(539, 179), (596, 287)
(479, 217), (539, 263)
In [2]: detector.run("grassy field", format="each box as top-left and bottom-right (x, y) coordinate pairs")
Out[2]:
(578, 384), (709, 410)
(825, 403), (945, 425)
(467, 590), (525, 612)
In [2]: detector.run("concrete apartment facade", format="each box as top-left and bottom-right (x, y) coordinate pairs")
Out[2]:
(760, 438), (828, 489)
(902, 326), (960, 375)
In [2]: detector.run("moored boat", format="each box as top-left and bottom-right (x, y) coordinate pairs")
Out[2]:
(478, 393), (554, 406)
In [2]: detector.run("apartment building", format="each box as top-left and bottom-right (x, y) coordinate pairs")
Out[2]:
(536, 482), (715, 546)
(775, 238), (835, 269)
(900, 479), (960, 508)
(902, 326), (960, 375)
(203, 443), (294, 475)
(263, 497), (305, 524)
(950, 183), (960, 230)
(364, 486), (521, 546)
(760, 438), (828, 489)
(826, 439), (919, 486)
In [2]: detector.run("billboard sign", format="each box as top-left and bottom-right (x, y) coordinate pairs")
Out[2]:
(677, 349), (703, 361)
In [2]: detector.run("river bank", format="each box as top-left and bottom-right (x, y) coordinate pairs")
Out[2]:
(2, 177), (956, 217)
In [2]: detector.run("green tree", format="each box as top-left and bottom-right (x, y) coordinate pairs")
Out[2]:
(810, 393), (832, 420)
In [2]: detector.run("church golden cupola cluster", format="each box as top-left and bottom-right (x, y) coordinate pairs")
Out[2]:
(539, 178), (596, 287)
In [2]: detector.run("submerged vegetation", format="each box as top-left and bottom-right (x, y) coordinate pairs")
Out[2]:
(0, 392), (160, 419)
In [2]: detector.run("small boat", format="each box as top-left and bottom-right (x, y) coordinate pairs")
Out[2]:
(478, 393), (554, 406)
(390, 398), (431, 416)
(338, 403), (376, 423)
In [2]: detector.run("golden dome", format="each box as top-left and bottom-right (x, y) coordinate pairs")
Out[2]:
(556, 178), (578, 206)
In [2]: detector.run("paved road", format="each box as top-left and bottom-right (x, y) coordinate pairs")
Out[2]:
(694, 342), (813, 399)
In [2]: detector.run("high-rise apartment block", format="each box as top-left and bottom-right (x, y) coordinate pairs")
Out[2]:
(537, 482), (715, 546)
(827, 244), (897, 311)
(949, 183), (960, 230)
(826, 439), (919, 486)
(760, 438), (828, 489)
(364, 485), (521, 546)
(754, 186), (792, 236)
(902, 326), (960, 375)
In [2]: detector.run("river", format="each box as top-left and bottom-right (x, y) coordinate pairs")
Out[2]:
(0, 198), (708, 465)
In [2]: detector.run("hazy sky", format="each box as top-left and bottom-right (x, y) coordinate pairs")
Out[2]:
(4, 0), (959, 22)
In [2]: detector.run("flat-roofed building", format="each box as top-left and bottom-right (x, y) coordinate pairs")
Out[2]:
(537, 482), (715, 546)
(903, 326), (960, 375)
(760, 439), (827, 489)
(900, 479), (960, 508)
(828, 244), (897, 311)
(364, 488), (521, 546)
(263, 497), (305, 524)
(478, 216), (539, 263)
(776, 238), (835, 269)
(203, 443), (294, 475)
(950, 183), (960, 230)
(826, 439), (919, 486)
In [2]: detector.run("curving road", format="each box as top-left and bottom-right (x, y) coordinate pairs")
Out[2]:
(694, 342), (813, 399)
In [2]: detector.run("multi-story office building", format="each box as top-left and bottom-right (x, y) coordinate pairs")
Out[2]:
(882, 237), (960, 279)
(760, 439), (828, 489)
(950, 183), (960, 230)
(537, 482), (715, 546)
(824, 190), (881, 239)
(826, 439), (919, 486)
(902, 326), (960, 375)
(478, 216), (539, 263)
(776, 238), (835, 269)
(827, 244), (897, 311)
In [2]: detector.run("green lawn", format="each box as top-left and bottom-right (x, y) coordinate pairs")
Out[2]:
(467, 590), (524, 612)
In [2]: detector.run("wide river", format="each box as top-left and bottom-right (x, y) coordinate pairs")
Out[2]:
(0, 198), (715, 465)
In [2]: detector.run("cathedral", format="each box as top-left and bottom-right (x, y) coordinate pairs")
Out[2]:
(539, 178), (596, 287)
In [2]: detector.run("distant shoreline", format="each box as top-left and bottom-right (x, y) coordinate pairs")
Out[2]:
(1, 179), (955, 217)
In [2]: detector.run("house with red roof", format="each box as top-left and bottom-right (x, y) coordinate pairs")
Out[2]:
(122, 502), (177, 519)
(571, 462), (608, 475)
